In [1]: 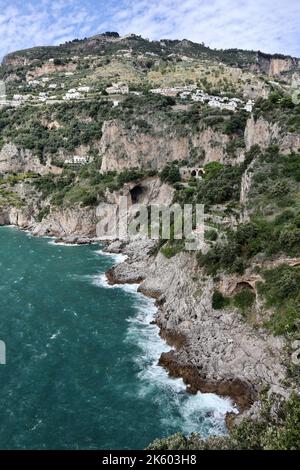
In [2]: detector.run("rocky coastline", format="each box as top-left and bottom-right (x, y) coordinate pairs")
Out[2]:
(104, 241), (256, 411)
(102, 238), (287, 420)
(0, 207), (289, 425)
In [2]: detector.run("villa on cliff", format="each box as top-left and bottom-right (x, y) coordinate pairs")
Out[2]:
(64, 156), (90, 165)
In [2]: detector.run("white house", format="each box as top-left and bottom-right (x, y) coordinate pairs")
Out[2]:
(63, 91), (83, 100)
(244, 100), (254, 112)
(78, 86), (90, 93)
(28, 80), (40, 87)
(13, 94), (25, 101)
(151, 84), (196, 97)
(106, 82), (129, 95)
(64, 156), (90, 165)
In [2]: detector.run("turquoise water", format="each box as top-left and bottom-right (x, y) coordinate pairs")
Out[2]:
(0, 226), (235, 450)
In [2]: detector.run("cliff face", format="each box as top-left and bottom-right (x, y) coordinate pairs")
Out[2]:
(26, 62), (77, 81)
(0, 203), (97, 238)
(100, 117), (300, 174)
(0, 143), (62, 175)
(252, 53), (300, 76)
(100, 120), (241, 173)
(31, 207), (97, 238)
(245, 117), (300, 153)
(244, 117), (280, 150)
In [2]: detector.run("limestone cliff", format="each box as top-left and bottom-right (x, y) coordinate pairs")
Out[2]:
(99, 116), (300, 174)
(252, 52), (300, 76)
(0, 143), (62, 175)
(100, 120), (242, 173)
(0, 203), (97, 238)
(245, 116), (300, 153)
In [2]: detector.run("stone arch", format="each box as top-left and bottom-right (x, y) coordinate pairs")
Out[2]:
(232, 281), (255, 295)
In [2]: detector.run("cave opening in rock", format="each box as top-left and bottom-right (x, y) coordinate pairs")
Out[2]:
(130, 185), (144, 204)
(233, 281), (255, 295)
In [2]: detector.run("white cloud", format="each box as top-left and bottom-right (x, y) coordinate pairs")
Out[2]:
(0, 0), (299, 61)
(108, 0), (300, 56)
(0, 0), (98, 60)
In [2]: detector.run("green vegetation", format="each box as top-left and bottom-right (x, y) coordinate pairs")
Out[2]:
(0, 100), (118, 160)
(161, 240), (185, 258)
(174, 162), (242, 207)
(197, 148), (300, 276)
(148, 393), (300, 450)
(0, 188), (23, 207)
(37, 206), (50, 222)
(258, 264), (300, 335)
(160, 163), (181, 184)
(233, 289), (256, 312)
(212, 288), (255, 313)
(254, 90), (300, 133)
(212, 290), (230, 310)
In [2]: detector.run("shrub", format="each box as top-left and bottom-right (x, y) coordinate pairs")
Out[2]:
(258, 264), (300, 335)
(212, 290), (230, 310)
(196, 165), (242, 205)
(37, 206), (50, 222)
(81, 192), (98, 207)
(160, 164), (181, 184)
(233, 289), (256, 312)
(203, 162), (223, 180)
(205, 229), (218, 241)
(270, 181), (290, 198)
(278, 227), (300, 255)
(161, 241), (184, 258)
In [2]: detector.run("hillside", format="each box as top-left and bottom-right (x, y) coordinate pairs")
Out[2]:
(0, 32), (300, 450)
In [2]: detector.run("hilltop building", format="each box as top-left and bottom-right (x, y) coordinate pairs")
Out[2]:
(106, 82), (129, 95)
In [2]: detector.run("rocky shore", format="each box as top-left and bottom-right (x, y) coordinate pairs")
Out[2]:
(104, 238), (288, 419)
(0, 207), (289, 423)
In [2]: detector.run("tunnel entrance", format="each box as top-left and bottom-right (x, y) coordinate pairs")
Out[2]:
(130, 185), (144, 204)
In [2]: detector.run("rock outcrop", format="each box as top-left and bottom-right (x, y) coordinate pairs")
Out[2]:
(31, 207), (97, 238)
(0, 203), (97, 239)
(244, 117), (280, 150)
(105, 241), (287, 412)
(0, 143), (62, 175)
(245, 117), (300, 154)
(100, 120), (242, 173)
(252, 52), (300, 76)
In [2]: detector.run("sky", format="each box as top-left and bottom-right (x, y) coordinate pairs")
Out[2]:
(0, 0), (299, 61)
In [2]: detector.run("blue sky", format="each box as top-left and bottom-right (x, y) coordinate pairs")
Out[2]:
(0, 0), (299, 61)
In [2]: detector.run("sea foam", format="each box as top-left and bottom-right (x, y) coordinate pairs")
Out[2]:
(95, 250), (238, 438)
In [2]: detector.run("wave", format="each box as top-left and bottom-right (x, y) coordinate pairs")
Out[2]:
(89, 273), (140, 294)
(95, 249), (127, 264)
(91, 250), (238, 438)
(125, 285), (238, 437)
(48, 240), (84, 247)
